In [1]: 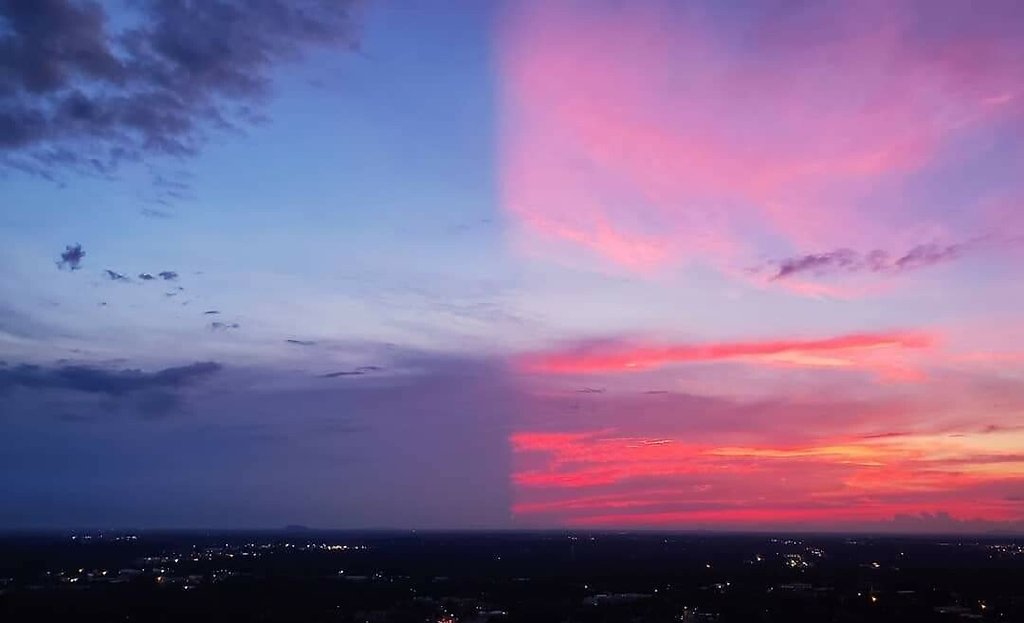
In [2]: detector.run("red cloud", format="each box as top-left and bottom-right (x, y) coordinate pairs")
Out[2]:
(511, 427), (1024, 528)
(519, 331), (933, 374)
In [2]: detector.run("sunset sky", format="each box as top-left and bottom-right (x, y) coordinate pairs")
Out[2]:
(2, 0), (1024, 532)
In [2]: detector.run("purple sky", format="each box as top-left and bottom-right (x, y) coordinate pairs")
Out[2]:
(2, 0), (1024, 532)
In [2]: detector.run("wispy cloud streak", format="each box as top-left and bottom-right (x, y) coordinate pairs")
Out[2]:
(520, 331), (933, 374)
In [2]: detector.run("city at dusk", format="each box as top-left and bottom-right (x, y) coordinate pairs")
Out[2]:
(2, 1), (1024, 621)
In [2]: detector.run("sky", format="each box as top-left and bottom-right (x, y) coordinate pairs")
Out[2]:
(1, 0), (1024, 533)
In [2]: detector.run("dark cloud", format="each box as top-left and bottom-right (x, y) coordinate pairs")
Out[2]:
(158, 270), (178, 281)
(321, 370), (365, 378)
(209, 321), (239, 331)
(320, 366), (382, 378)
(103, 269), (129, 282)
(55, 243), (85, 270)
(202, 310), (220, 315)
(577, 387), (605, 394)
(0, 360), (221, 420)
(138, 272), (155, 280)
(0, 0), (360, 178)
(0, 360), (221, 395)
(894, 242), (964, 271)
(858, 431), (912, 440)
(877, 511), (1024, 534)
(773, 248), (859, 280)
(286, 339), (317, 346)
(769, 241), (973, 280)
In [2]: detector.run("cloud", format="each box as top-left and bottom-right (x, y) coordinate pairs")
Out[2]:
(103, 269), (130, 282)
(894, 243), (965, 271)
(286, 339), (317, 346)
(0, 351), (518, 528)
(140, 207), (172, 218)
(138, 272), (155, 280)
(506, 361), (1024, 530)
(320, 366), (380, 378)
(1, 344), (1022, 529)
(55, 243), (85, 270)
(158, 271), (178, 281)
(321, 370), (365, 377)
(209, 321), (239, 331)
(769, 242), (972, 280)
(0, 361), (220, 395)
(0, 360), (222, 420)
(773, 248), (863, 280)
(0, 0), (361, 177)
(878, 511), (1024, 534)
(511, 423), (1024, 529)
(497, 1), (1024, 274)
(520, 331), (933, 374)
(202, 310), (220, 315)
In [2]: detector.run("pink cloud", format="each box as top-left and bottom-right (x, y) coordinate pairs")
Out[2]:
(497, 1), (1024, 275)
(518, 330), (934, 376)
(508, 359), (1024, 530)
(511, 426), (1024, 528)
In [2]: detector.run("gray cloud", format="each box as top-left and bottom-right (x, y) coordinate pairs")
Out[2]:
(55, 243), (85, 270)
(321, 370), (365, 378)
(320, 366), (381, 378)
(103, 268), (130, 282)
(138, 272), (155, 280)
(893, 242), (964, 271)
(202, 310), (220, 315)
(875, 511), (1024, 534)
(209, 321), (239, 331)
(1, 0), (360, 178)
(773, 248), (860, 280)
(0, 360), (220, 395)
(158, 270), (178, 281)
(769, 241), (973, 280)
(286, 339), (317, 346)
(0, 360), (221, 421)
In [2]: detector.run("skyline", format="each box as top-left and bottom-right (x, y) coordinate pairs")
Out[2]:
(2, 0), (1024, 532)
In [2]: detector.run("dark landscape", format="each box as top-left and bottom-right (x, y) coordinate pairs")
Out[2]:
(1, 531), (1021, 622)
